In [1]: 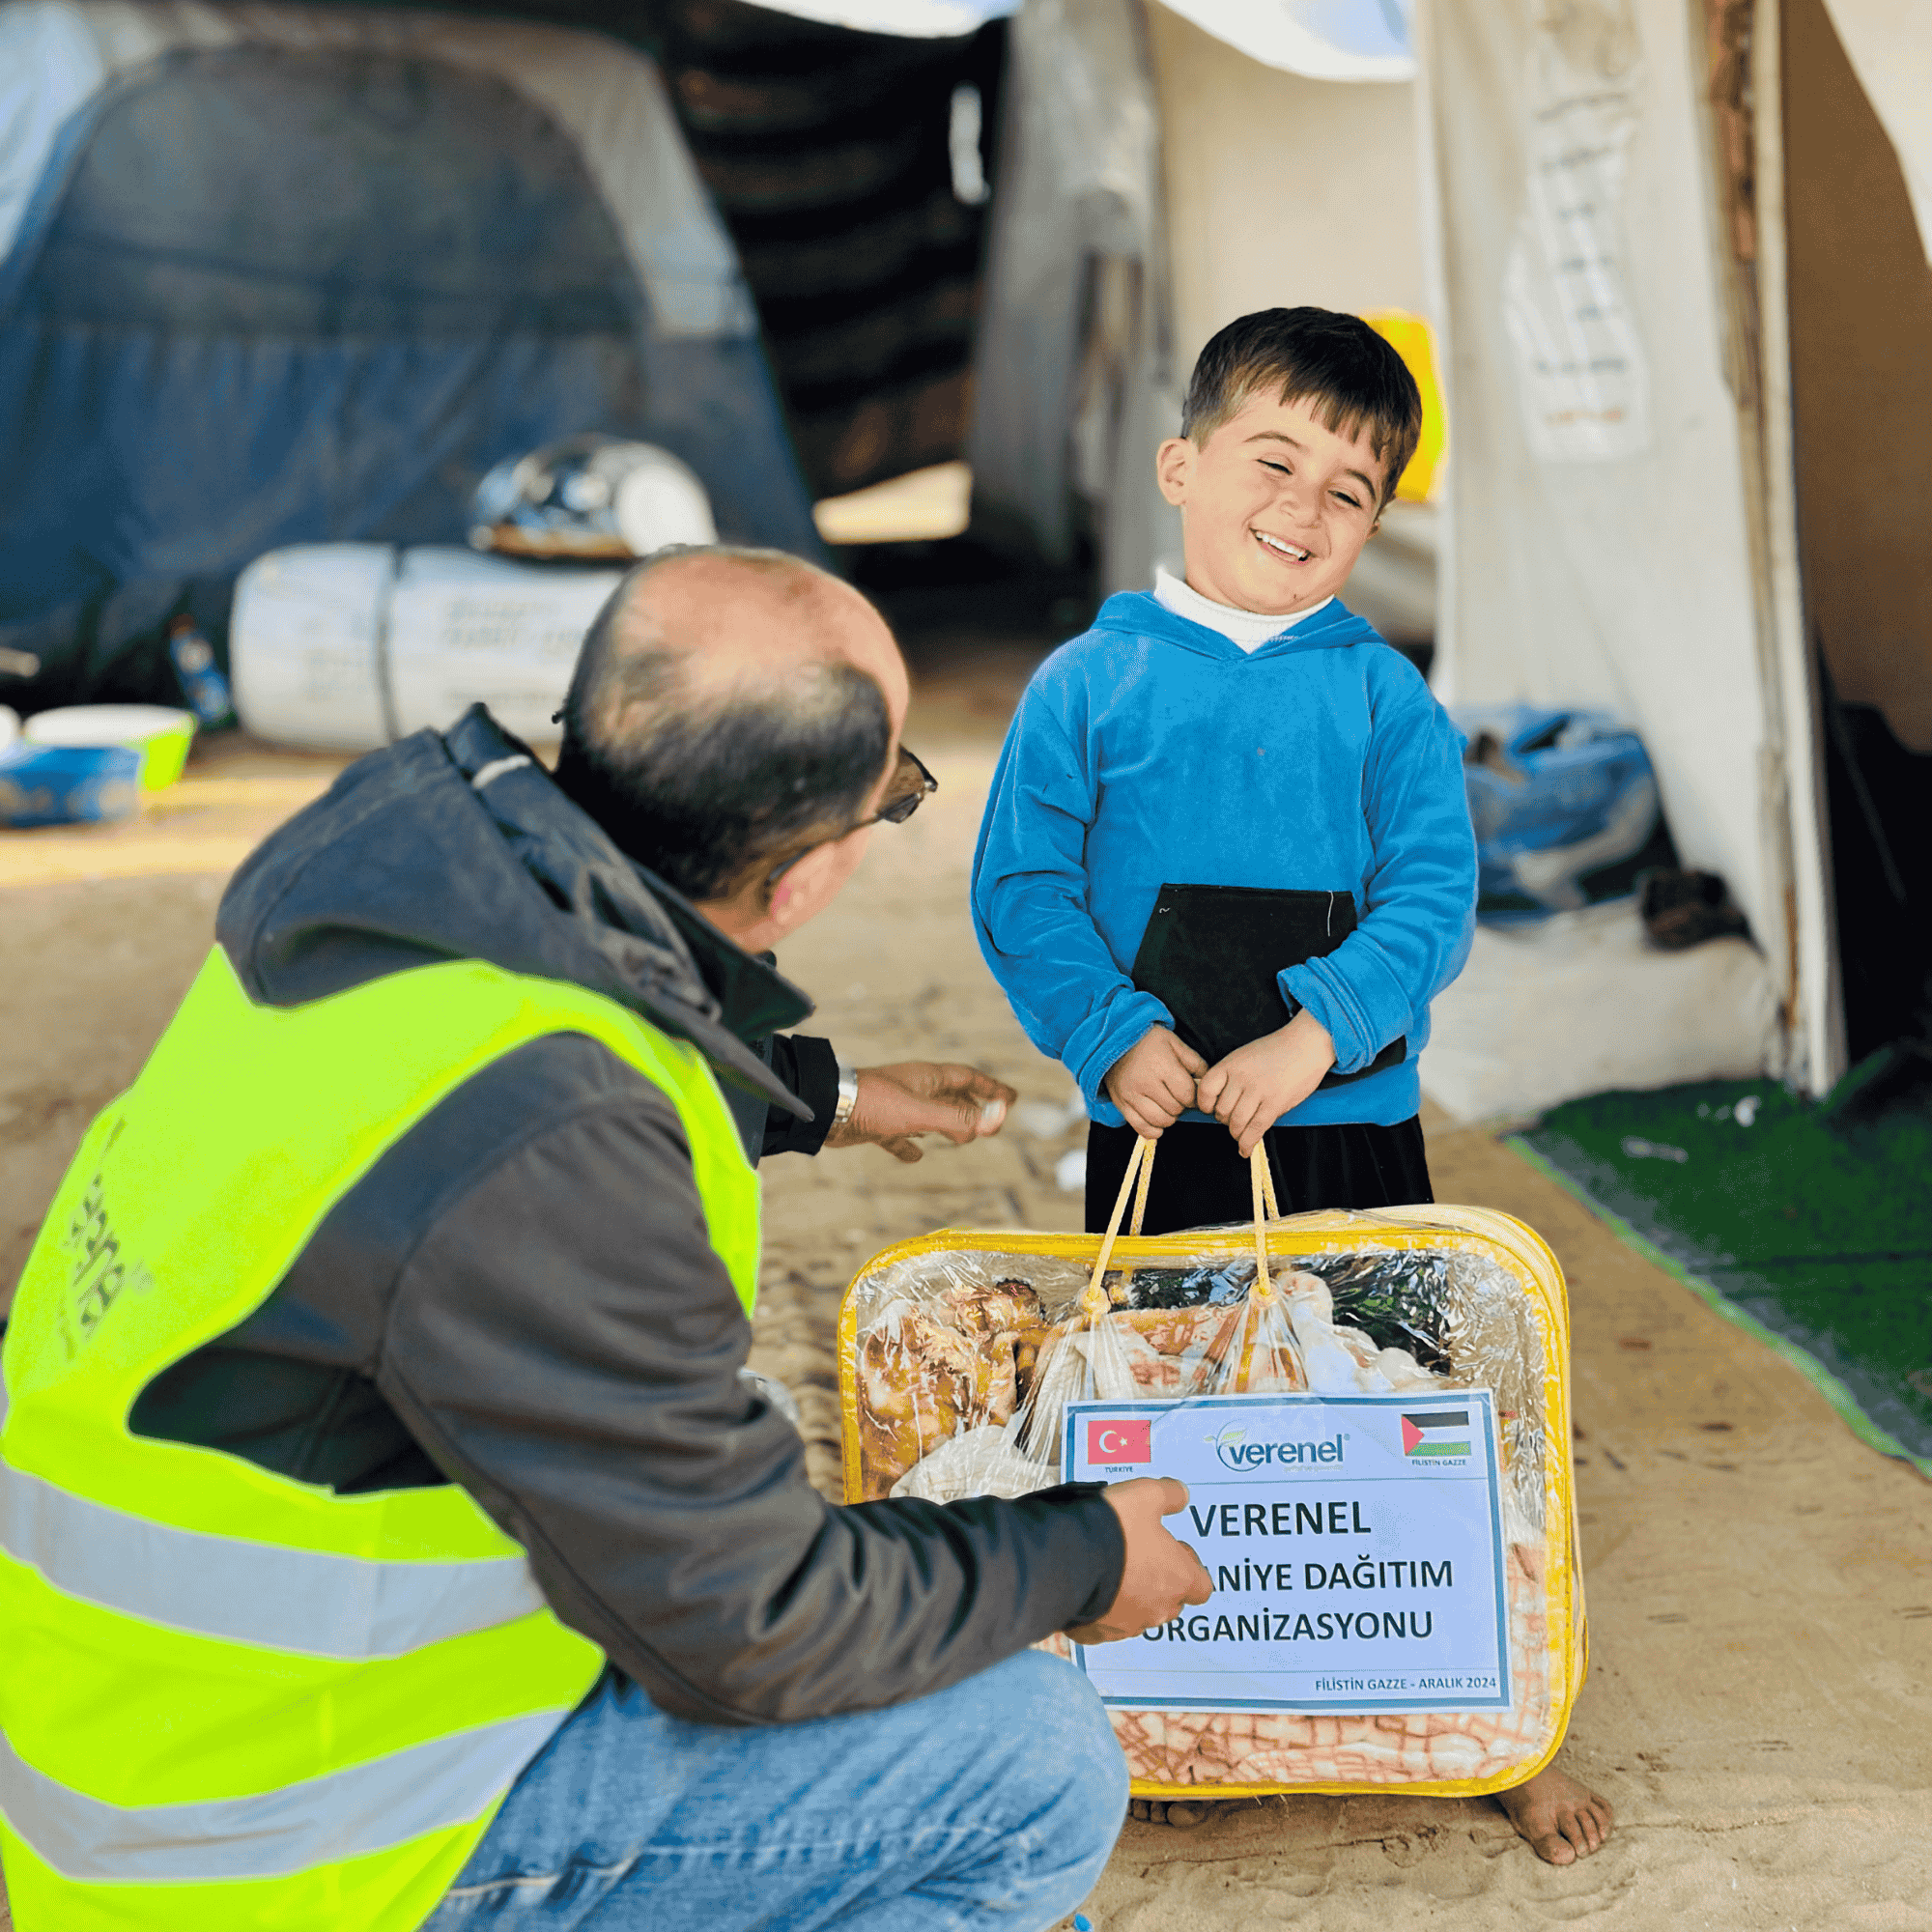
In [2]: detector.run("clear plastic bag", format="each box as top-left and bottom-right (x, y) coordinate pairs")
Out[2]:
(838, 1142), (1581, 1796)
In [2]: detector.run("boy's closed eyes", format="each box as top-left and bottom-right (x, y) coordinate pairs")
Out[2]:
(1153, 391), (1391, 625)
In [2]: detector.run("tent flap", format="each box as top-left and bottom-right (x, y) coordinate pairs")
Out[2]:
(1422, 0), (1779, 995)
(968, 0), (1178, 590)
(1820, 0), (1932, 267)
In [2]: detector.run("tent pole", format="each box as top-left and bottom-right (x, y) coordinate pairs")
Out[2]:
(1752, 0), (1848, 1094)
(1409, 0), (1456, 704)
(1692, 0), (1795, 1052)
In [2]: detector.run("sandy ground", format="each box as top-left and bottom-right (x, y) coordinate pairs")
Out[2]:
(3, 642), (1929, 1929)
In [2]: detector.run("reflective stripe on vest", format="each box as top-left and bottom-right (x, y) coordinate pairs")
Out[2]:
(0, 1713), (564, 1884)
(0, 947), (761, 1931)
(0, 1435), (545, 1657)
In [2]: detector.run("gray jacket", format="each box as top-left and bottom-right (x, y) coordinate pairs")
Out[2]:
(132, 705), (1122, 1724)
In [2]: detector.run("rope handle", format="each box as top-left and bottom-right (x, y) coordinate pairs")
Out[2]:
(1081, 1137), (1282, 1315)
(1249, 1144), (1280, 1302)
(1083, 1135), (1156, 1313)
(1130, 1132), (1156, 1237)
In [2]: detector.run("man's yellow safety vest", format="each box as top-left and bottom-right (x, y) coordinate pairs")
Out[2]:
(0, 946), (760, 1931)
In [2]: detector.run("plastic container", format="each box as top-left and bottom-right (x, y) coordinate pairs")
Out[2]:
(227, 545), (395, 751)
(388, 548), (620, 747)
(230, 546), (624, 751)
(839, 1143), (1584, 1801)
(21, 705), (197, 790)
(469, 438), (720, 559)
(0, 742), (143, 827)
(168, 617), (237, 727)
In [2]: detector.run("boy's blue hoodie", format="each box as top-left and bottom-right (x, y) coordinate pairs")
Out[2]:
(971, 590), (1476, 1131)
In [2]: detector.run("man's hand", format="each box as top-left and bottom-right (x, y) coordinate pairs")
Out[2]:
(1103, 1027), (1208, 1139)
(1195, 1009), (1337, 1156)
(824, 1062), (1017, 1163)
(1066, 1477), (1213, 1644)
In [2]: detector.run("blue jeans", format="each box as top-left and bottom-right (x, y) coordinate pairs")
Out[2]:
(423, 1650), (1126, 1930)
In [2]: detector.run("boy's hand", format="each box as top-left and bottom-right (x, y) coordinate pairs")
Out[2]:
(1103, 1027), (1208, 1138)
(1196, 1009), (1337, 1156)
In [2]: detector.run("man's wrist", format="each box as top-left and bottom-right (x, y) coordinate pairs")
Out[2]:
(832, 1057), (860, 1131)
(762, 1034), (838, 1158)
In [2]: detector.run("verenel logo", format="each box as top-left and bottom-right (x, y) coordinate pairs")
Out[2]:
(1087, 1418), (1151, 1463)
(1401, 1409), (1471, 1458)
(1208, 1424), (1344, 1470)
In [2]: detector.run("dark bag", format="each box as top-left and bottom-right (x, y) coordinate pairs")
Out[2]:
(1128, 882), (1406, 1086)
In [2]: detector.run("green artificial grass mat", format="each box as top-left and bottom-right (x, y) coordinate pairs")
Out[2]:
(1513, 1065), (1932, 1478)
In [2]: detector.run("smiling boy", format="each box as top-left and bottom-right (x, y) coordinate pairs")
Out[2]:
(974, 306), (1473, 1230)
(971, 306), (1614, 1862)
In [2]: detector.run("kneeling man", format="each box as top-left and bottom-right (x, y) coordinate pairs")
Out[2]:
(0, 549), (1209, 1932)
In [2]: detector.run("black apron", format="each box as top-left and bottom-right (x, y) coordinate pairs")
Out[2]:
(1127, 882), (1406, 1085)
(1088, 881), (1425, 1236)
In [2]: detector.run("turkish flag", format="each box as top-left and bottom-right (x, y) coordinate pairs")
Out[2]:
(1087, 1418), (1151, 1463)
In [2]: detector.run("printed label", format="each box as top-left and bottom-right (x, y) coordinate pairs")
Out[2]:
(1065, 1391), (1511, 1713)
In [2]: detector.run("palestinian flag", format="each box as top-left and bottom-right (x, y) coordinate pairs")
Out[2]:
(1402, 1409), (1471, 1458)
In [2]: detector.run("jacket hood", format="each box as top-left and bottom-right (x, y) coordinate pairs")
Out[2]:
(218, 705), (813, 1117)
(1091, 588), (1385, 661)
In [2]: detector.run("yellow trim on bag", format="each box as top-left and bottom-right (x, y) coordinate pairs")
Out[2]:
(837, 1206), (1582, 1800)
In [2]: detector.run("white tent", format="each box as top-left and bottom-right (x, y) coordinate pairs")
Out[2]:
(968, 0), (1434, 628)
(962, 0), (1930, 1112)
(1414, 0), (1795, 1112)
(48, 0), (1901, 1113)
(1421, 0), (1931, 1102)
(664, 0), (1932, 1111)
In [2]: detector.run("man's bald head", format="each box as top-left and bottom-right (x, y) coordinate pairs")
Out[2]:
(554, 547), (903, 904)
(597, 547), (907, 713)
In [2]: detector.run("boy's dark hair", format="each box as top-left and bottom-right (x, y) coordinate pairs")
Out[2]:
(553, 548), (892, 903)
(1180, 307), (1423, 508)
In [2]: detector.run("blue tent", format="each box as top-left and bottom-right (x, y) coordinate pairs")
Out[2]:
(0, 1), (821, 703)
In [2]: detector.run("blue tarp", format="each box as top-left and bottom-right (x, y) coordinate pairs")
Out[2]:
(1453, 704), (1674, 920)
(0, 38), (820, 700)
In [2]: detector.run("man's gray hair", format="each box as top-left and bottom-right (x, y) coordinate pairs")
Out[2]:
(552, 548), (893, 902)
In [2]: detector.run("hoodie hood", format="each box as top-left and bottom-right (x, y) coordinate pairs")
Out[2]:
(1091, 588), (1384, 662)
(218, 705), (813, 1117)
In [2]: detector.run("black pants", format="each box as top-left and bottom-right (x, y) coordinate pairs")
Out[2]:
(1084, 1117), (1434, 1236)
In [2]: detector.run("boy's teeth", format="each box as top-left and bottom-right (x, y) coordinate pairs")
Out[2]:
(1257, 532), (1310, 560)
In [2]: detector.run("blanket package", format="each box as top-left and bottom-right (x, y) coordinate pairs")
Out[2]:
(839, 1171), (1584, 1799)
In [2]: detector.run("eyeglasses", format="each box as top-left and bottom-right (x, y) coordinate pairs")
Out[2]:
(865, 744), (938, 829)
(763, 745), (937, 891)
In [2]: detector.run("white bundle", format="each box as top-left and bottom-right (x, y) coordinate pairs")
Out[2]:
(1278, 1271), (1443, 1395)
(890, 1424), (1059, 1504)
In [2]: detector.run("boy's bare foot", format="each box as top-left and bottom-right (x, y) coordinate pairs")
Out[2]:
(1495, 1765), (1614, 1863)
(1128, 1798), (1212, 1828)
(1124, 1764), (1614, 1856)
